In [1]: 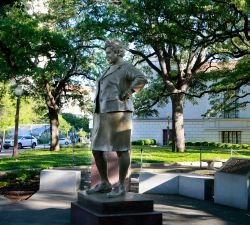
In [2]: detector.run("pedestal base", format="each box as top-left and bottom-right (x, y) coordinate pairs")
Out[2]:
(71, 192), (162, 225)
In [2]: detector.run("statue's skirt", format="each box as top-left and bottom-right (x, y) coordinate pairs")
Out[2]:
(91, 112), (132, 152)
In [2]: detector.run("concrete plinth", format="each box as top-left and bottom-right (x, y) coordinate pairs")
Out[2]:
(139, 172), (179, 194)
(71, 192), (162, 225)
(40, 169), (81, 193)
(179, 175), (214, 200)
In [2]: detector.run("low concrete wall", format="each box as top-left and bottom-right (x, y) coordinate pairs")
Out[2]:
(139, 172), (179, 194)
(40, 169), (81, 193)
(214, 172), (250, 210)
(179, 175), (214, 200)
(139, 172), (214, 200)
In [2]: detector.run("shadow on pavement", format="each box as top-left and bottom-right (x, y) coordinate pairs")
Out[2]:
(144, 194), (250, 225)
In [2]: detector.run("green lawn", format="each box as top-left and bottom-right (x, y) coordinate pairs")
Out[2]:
(131, 146), (250, 164)
(0, 146), (249, 171)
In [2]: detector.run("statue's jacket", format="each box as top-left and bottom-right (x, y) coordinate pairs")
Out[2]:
(94, 62), (147, 113)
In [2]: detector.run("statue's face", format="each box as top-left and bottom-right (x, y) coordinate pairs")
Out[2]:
(105, 47), (119, 65)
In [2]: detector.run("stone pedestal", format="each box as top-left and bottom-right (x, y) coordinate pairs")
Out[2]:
(90, 151), (131, 190)
(71, 191), (162, 225)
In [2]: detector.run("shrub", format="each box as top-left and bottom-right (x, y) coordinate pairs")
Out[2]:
(194, 141), (202, 146)
(241, 144), (249, 149)
(132, 139), (156, 146)
(185, 142), (193, 146)
(5, 170), (40, 184)
(152, 139), (157, 145)
(208, 142), (217, 147)
(217, 143), (226, 148)
(132, 140), (144, 145)
(0, 181), (8, 188)
(201, 141), (209, 146)
(225, 143), (233, 148)
(144, 139), (154, 145)
(231, 144), (241, 149)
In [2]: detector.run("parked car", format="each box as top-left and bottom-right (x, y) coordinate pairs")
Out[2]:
(58, 138), (71, 146)
(3, 135), (37, 149)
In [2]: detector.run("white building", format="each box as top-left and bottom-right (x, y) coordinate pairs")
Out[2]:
(132, 91), (250, 145)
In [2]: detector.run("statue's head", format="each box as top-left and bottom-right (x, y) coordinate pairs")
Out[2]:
(105, 39), (125, 58)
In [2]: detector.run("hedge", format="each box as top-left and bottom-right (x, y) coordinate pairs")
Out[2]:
(132, 139), (156, 146)
(185, 141), (250, 149)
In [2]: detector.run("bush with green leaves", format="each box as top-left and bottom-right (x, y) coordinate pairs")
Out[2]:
(132, 139), (156, 146)
(132, 140), (144, 145)
(185, 141), (250, 149)
(241, 144), (249, 149)
(6, 170), (40, 183)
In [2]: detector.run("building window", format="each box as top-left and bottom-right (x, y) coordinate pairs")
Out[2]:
(222, 131), (241, 144)
(223, 91), (239, 118)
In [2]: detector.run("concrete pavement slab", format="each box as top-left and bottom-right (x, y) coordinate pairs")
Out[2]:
(148, 194), (250, 225)
(0, 191), (77, 225)
(0, 192), (250, 225)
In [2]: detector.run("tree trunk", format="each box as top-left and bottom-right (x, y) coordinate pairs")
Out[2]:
(48, 106), (60, 151)
(171, 94), (185, 152)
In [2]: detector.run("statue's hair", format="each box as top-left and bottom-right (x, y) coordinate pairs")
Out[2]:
(105, 39), (125, 57)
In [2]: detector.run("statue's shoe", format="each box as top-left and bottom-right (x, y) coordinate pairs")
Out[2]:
(107, 184), (125, 198)
(86, 182), (112, 194)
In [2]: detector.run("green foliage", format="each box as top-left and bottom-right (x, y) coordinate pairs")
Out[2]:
(59, 115), (72, 136)
(132, 140), (144, 145)
(133, 75), (169, 118)
(80, 0), (250, 153)
(0, 83), (15, 131)
(0, 1), (96, 150)
(241, 144), (249, 149)
(62, 113), (90, 132)
(3, 169), (40, 184)
(132, 139), (156, 146)
(37, 136), (50, 145)
(185, 141), (250, 150)
(0, 181), (8, 188)
(0, 83), (48, 139)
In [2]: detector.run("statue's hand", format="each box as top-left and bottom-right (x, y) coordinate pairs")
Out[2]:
(120, 89), (134, 101)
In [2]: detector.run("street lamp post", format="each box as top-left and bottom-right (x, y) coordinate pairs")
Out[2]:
(12, 86), (23, 157)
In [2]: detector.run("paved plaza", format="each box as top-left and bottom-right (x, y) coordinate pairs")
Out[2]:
(0, 191), (249, 225)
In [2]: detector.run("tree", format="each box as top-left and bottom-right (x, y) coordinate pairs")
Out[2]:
(81, 0), (249, 152)
(0, 82), (49, 146)
(58, 115), (72, 137)
(62, 113), (90, 133)
(0, 1), (94, 150)
(0, 84), (15, 140)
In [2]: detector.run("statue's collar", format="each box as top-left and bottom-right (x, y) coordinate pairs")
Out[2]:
(100, 62), (125, 80)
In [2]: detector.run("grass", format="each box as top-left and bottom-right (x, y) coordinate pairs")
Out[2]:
(0, 145), (249, 171)
(131, 146), (250, 164)
(0, 148), (92, 171)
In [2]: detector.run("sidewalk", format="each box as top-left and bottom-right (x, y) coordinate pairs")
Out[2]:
(0, 192), (77, 225)
(0, 191), (249, 225)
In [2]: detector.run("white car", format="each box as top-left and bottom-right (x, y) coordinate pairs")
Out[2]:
(58, 138), (71, 146)
(3, 135), (37, 149)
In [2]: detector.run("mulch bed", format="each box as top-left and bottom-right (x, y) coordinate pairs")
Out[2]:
(0, 179), (39, 201)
